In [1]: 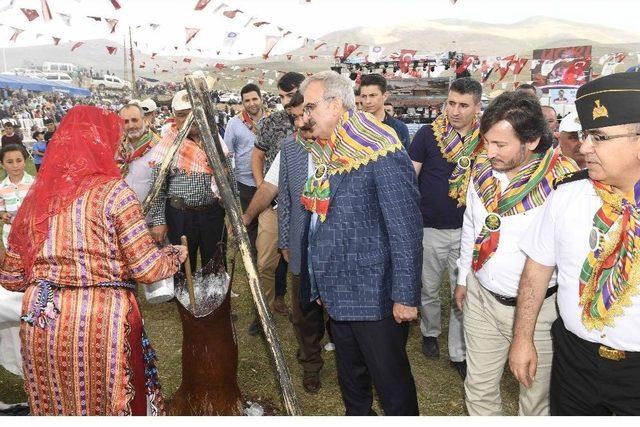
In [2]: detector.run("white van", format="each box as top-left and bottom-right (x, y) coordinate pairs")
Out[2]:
(44, 72), (74, 83)
(42, 62), (76, 73)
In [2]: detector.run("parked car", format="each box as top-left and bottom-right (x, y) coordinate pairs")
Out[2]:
(91, 75), (132, 91)
(43, 72), (74, 84)
(219, 92), (241, 104)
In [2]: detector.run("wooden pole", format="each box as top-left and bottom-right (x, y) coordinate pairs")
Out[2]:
(181, 235), (197, 309)
(129, 26), (137, 98)
(141, 113), (193, 215)
(184, 75), (301, 416)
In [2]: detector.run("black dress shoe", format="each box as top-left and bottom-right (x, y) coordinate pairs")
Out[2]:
(302, 374), (321, 394)
(450, 360), (467, 380)
(421, 336), (440, 358)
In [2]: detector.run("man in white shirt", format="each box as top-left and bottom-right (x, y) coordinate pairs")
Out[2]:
(510, 72), (640, 415)
(454, 92), (577, 415)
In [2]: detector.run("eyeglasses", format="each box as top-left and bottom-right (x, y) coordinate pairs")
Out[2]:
(577, 130), (640, 144)
(302, 96), (336, 116)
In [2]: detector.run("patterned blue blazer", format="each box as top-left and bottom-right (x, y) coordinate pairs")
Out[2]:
(309, 148), (423, 321)
(277, 134), (311, 276)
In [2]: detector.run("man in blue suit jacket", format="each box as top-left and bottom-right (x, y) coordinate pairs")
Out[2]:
(299, 71), (423, 416)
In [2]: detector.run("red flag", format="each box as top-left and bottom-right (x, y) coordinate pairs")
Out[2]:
(194, 0), (211, 10)
(185, 27), (200, 44)
(71, 42), (84, 51)
(341, 43), (360, 61)
(151, 52), (157, 59)
(286, 54), (292, 60)
(253, 21), (269, 27)
(399, 49), (417, 73)
(106, 46), (117, 55)
(455, 55), (475, 74)
(223, 9), (242, 19)
(215, 63), (224, 70)
(110, 0), (122, 10)
(314, 42), (327, 51)
(139, 63), (146, 68)
(512, 58), (529, 75)
(262, 35), (280, 60)
(161, 69), (168, 73)
(88, 16), (102, 21)
(9, 28), (24, 43)
(497, 55), (516, 81)
(21, 8), (39, 21)
(283, 31), (292, 37)
(183, 57), (192, 63)
(309, 55), (318, 60)
(105, 18), (118, 33)
(41, 0), (52, 21)
(52, 36), (61, 45)
(513, 81), (521, 89)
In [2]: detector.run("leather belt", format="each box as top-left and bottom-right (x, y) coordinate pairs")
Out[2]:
(486, 285), (558, 307)
(168, 196), (214, 212)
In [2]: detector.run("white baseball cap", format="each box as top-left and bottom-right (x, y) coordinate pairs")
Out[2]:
(171, 90), (191, 112)
(139, 98), (157, 114)
(559, 111), (581, 133)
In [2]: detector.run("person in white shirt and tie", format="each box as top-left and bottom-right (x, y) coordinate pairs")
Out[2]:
(454, 91), (577, 416)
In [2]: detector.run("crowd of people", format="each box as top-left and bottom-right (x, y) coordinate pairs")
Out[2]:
(0, 66), (639, 418)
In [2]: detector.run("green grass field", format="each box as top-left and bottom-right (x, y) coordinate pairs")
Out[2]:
(0, 254), (520, 415)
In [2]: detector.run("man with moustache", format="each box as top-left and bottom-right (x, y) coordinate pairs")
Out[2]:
(557, 111), (586, 168)
(454, 91), (577, 415)
(147, 90), (227, 271)
(300, 71), (421, 415)
(359, 73), (410, 148)
(248, 72), (306, 324)
(408, 77), (483, 378)
(117, 103), (161, 202)
(510, 72), (640, 415)
(239, 93), (327, 393)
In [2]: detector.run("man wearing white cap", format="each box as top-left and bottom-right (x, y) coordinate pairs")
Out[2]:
(557, 111), (586, 168)
(147, 90), (228, 272)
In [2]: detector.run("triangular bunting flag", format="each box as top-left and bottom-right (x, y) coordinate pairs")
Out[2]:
(223, 9), (242, 19)
(58, 13), (71, 26)
(52, 36), (61, 45)
(40, 0), (52, 22)
(71, 41), (84, 51)
(341, 43), (360, 61)
(106, 46), (117, 55)
(185, 27), (200, 44)
(194, 0), (211, 10)
(262, 35), (280, 60)
(9, 28), (24, 42)
(88, 16), (102, 21)
(20, 9), (39, 21)
(110, 0), (121, 10)
(105, 18), (118, 33)
(253, 21), (269, 27)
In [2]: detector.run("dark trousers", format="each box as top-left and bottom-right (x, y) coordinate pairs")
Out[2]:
(275, 256), (288, 297)
(330, 316), (419, 416)
(237, 182), (258, 259)
(165, 201), (226, 273)
(290, 274), (324, 375)
(550, 318), (640, 415)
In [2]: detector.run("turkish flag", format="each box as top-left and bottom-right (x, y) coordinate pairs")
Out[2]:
(21, 8), (39, 21)
(455, 55), (475, 74)
(399, 49), (417, 73)
(194, 0), (211, 10)
(341, 43), (360, 61)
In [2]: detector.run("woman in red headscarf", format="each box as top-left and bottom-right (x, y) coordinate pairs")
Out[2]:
(0, 106), (187, 416)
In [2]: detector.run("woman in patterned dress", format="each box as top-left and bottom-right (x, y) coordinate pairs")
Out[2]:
(0, 106), (187, 415)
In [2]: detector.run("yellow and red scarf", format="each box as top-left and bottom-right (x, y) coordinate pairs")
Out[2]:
(298, 110), (403, 222)
(241, 109), (267, 135)
(432, 114), (482, 207)
(578, 179), (640, 330)
(116, 130), (160, 175)
(150, 124), (212, 175)
(471, 149), (577, 272)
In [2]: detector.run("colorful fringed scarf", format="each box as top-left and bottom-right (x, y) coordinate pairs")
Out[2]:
(116, 130), (160, 175)
(578, 179), (640, 330)
(241, 109), (266, 135)
(298, 110), (403, 222)
(432, 114), (482, 207)
(471, 148), (577, 272)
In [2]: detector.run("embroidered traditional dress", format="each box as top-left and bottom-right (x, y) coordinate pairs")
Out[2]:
(471, 148), (577, 272)
(578, 179), (640, 330)
(432, 114), (482, 207)
(0, 107), (182, 416)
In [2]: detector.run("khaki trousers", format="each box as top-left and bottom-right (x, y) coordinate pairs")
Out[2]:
(256, 207), (279, 308)
(463, 273), (557, 416)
